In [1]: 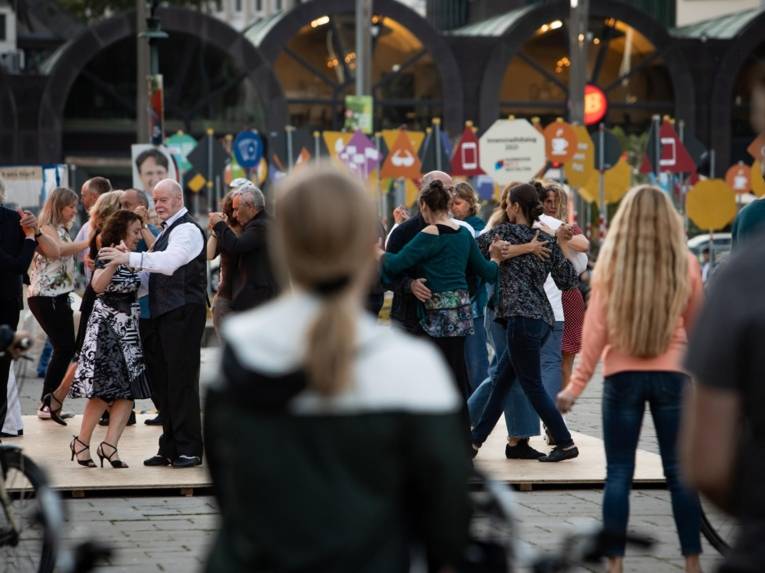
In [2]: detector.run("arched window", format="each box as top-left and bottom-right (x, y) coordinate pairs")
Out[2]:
(272, 14), (442, 131)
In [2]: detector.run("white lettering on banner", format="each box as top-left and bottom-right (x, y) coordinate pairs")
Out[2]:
(479, 119), (546, 186)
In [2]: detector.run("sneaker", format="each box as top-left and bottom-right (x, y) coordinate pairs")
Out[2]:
(505, 441), (545, 460)
(538, 446), (579, 463)
(37, 406), (51, 420)
(172, 455), (202, 468)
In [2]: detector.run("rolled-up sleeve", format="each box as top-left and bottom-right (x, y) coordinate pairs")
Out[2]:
(128, 223), (203, 276)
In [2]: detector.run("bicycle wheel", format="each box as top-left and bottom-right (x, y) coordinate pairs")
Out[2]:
(0, 447), (55, 573)
(700, 495), (737, 555)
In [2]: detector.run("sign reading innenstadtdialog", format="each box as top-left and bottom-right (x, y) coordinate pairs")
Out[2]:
(479, 119), (546, 186)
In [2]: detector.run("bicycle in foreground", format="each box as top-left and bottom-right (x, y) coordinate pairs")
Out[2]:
(464, 472), (654, 572)
(0, 332), (110, 573)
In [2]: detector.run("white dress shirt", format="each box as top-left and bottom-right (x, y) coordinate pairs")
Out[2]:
(535, 214), (588, 322)
(128, 207), (204, 277)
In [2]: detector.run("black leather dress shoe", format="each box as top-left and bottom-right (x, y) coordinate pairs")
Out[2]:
(172, 455), (202, 468)
(144, 415), (162, 426)
(143, 455), (172, 467)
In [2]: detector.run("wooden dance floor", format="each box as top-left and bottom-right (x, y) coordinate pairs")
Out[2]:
(10, 415), (665, 495)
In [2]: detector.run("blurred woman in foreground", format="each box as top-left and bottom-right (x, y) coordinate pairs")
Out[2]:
(205, 165), (471, 573)
(558, 185), (703, 573)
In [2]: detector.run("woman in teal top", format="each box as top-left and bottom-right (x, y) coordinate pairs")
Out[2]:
(381, 179), (500, 401)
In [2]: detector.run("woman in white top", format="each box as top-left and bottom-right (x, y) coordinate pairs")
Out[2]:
(27, 187), (90, 416)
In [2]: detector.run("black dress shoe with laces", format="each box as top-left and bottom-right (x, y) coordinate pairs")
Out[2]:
(172, 455), (202, 468)
(538, 446), (579, 463)
(505, 441), (546, 459)
(143, 455), (172, 467)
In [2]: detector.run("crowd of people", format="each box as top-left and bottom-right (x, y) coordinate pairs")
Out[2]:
(0, 160), (762, 573)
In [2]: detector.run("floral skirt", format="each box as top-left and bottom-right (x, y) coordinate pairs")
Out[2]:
(70, 298), (151, 402)
(421, 289), (474, 338)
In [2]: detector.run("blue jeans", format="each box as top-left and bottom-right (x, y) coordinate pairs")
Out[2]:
(36, 338), (53, 378)
(468, 311), (540, 438)
(471, 317), (573, 448)
(602, 371), (702, 557)
(464, 315), (489, 393)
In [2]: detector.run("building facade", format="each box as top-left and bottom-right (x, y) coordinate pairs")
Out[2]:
(0, 0), (763, 185)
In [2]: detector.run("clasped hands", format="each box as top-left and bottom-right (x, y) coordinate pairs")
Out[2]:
(208, 212), (227, 228)
(18, 210), (39, 238)
(97, 242), (130, 267)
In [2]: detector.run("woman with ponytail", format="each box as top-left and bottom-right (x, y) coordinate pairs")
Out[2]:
(470, 183), (580, 463)
(557, 186), (703, 572)
(204, 164), (471, 573)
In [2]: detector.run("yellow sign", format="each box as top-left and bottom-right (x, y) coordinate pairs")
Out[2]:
(565, 125), (596, 190)
(187, 173), (206, 193)
(322, 131), (353, 161)
(751, 160), (765, 197)
(580, 157), (632, 205)
(687, 179), (737, 231)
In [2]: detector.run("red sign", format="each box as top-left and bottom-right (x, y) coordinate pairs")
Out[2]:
(640, 120), (696, 174)
(451, 125), (485, 177)
(584, 84), (608, 126)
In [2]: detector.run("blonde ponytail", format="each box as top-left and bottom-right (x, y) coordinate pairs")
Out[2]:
(305, 291), (357, 396)
(272, 164), (378, 396)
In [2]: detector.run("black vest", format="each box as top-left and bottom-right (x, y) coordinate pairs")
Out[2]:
(148, 212), (207, 318)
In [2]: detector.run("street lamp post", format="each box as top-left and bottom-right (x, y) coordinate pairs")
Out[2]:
(138, 0), (168, 145)
(355, 0), (372, 96)
(568, 0), (589, 125)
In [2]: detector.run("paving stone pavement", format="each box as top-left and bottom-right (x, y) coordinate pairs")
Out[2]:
(8, 347), (722, 572)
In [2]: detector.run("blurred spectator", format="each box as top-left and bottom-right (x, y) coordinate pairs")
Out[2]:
(683, 232), (765, 573)
(205, 165), (471, 572)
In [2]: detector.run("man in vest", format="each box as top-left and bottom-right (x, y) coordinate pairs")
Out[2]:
(99, 179), (206, 468)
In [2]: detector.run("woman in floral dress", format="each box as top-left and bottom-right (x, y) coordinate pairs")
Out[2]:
(68, 210), (151, 468)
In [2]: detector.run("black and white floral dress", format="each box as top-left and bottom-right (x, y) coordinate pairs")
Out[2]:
(70, 259), (151, 401)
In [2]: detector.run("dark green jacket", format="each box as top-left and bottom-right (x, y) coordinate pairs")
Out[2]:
(205, 293), (472, 573)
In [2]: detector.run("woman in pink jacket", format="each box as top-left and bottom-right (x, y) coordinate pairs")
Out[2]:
(557, 185), (703, 573)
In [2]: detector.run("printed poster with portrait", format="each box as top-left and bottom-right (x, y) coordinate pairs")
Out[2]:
(130, 144), (180, 197)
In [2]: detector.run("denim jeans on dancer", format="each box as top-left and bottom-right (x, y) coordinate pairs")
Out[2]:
(602, 371), (702, 557)
(468, 310), (539, 438)
(471, 317), (573, 448)
(465, 314), (489, 393)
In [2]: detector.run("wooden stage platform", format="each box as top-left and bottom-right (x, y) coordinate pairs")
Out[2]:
(7, 415), (665, 496)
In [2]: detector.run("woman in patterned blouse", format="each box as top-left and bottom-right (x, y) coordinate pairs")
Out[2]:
(471, 183), (580, 463)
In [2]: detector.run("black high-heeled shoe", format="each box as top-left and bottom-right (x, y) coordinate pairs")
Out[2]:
(96, 441), (128, 469)
(69, 436), (96, 467)
(42, 393), (67, 426)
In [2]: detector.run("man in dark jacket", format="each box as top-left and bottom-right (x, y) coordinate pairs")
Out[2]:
(209, 187), (277, 312)
(0, 181), (54, 433)
(384, 171), (453, 335)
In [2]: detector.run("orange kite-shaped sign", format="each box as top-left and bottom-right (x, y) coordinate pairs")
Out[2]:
(381, 128), (422, 179)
